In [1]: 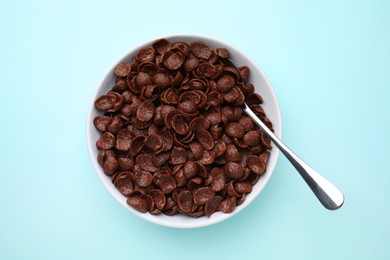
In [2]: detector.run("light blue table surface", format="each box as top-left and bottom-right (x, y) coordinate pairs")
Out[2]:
(1, 0), (389, 259)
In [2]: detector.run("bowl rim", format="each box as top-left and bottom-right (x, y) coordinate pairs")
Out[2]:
(86, 33), (282, 228)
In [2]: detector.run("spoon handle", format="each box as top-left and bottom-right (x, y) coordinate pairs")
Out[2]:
(243, 104), (344, 210)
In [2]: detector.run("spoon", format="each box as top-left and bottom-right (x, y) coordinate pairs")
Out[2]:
(244, 104), (344, 210)
(227, 60), (345, 210)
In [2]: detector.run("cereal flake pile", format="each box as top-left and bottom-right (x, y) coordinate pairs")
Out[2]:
(94, 39), (273, 217)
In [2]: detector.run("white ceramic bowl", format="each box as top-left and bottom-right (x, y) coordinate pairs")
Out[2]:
(87, 34), (282, 228)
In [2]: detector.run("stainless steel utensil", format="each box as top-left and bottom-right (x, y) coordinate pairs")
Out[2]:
(227, 59), (344, 210)
(244, 104), (344, 210)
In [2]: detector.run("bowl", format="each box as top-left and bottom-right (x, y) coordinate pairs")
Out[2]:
(86, 34), (282, 228)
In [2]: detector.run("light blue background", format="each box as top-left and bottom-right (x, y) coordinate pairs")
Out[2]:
(1, 0), (389, 259)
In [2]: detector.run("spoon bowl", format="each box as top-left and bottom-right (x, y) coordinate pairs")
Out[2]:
(87, 34), (283, 228)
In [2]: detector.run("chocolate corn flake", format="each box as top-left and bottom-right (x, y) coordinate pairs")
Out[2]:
(216, 48), (230, 59)
(163, 50), (185, 70)
(127, 196), (148, 213)
(134, 170), (153, 187)
(184, 57), (200, 72)
(217, 75), (236, 93)
(103, 155), (118, 176)
(220, 196), (236, 213)
(183, 161), (198, 179)
(246, 93), (263, 105)
(136, 100), (155, 122)
(243, 130), (261, 147)
(93, 39), (274, 218)
(95, 94), (116, 110)
(210, 167), (225, 192)
(144, 133), (163, 152)
(196, 129), (215, 150)
(113, 171), (134, 196)
(115, 129), (132, 151)
(193, 187), (215, 205)
(259, 151), (270, 165)
(114, 62), (131, 77)
(224, 162), (245, 180)
(136, 47), (155, 63)
(234, 182), (253, 194)
(159, 174), (177, 194)
(94, 116), (112, 132)
(170, 146), (188, 165)
(205, 196), (223, 217)
(225, 122), (245, 138)
(153, 39), (170, 55)
(246, 155), (265, 175)
(238, 66), (250, 81)
(149, 189), (166, 210)
(136, 154), (158, 172)
(227, 180), (240, 197)
(177, 190), (193, 213)
(96, 132), (115, 150)
(172, 114), (189, 135)
(190, 41), (212, 60)
(129, 136), (144, 156)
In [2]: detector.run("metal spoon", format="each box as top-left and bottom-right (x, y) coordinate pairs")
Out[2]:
(227, 60), (345, 210)
(244, 104), (344, 210)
